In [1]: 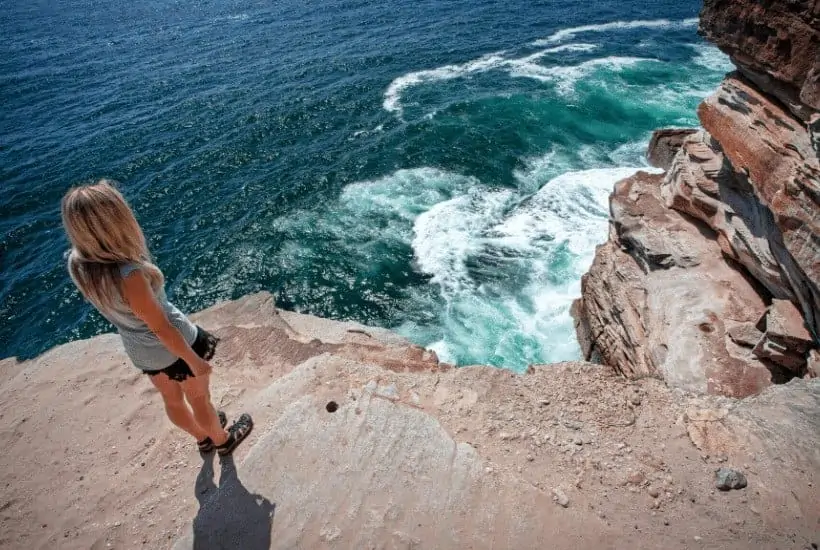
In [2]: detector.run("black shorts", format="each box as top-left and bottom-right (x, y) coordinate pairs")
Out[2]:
(144, 326), (219, 382)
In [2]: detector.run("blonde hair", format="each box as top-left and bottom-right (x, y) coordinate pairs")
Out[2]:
(61, 179), (164, 312)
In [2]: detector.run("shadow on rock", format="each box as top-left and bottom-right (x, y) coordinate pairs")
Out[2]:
(192, 453), (275, 550)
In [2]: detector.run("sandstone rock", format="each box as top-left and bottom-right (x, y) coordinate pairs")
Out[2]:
(715, 467), (747, 491)
(552, 488), (570, 508)
(662, 130), (796, 302)
(753, 299), (813, 374)
(574, 172), (773, 397)
(725, 322), (764, 349)
(699, 75), (820, 339)
(647, 128), (698, 170)
(172, 357), (593, 550)
(686, 379), (820, 522)
(699, 0), (820, 117)
(808, 350), (820, 379)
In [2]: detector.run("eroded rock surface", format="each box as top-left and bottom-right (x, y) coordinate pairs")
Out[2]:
(575, 172), (773, 396)
(646, 128), (698, 170)
(699, 75), (820, 337)
(699, 0), (820, 118)
(576, 0), (819, 397)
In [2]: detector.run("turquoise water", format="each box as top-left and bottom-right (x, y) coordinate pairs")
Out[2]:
(0, 0), (733, 370)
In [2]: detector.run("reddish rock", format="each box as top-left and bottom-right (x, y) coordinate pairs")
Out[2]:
(646, 128), (698, 171)
(573, 172), (773, 397)
(753, 299), (814, 374)
(662, 130), (794, 302)
(699, 75), (820, 338)
(699, 0), (820, 118)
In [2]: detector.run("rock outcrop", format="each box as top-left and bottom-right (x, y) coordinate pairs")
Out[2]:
(574, 0), (820, 397)
(1, 292), (818, 549)
(699, 0), (820, 119)
(574, 172), (773, 396)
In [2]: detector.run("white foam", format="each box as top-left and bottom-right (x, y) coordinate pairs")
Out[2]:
(532, 17), (699, 46)
(510, 55), (659, 94)
(412, 188), (513, 293)
(689, 43), (734, 72)
(402, 165), (667, 367)
(495, 167), (645, 258)
(383, 53), (508, 115)
(384, 45), (651, 115)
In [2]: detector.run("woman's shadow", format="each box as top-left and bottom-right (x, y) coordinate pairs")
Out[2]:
(192, 452), (275, 550)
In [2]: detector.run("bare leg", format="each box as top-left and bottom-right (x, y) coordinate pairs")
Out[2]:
(149, 373), (208, 441)
(181, 372), (229, 446)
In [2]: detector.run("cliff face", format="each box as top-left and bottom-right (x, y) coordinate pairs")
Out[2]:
(573, 0), (820, 397)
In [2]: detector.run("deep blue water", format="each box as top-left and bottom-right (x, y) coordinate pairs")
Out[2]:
(0, 0), (731, 369)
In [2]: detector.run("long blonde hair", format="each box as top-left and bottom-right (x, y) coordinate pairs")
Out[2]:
(61, 179), (164, 312)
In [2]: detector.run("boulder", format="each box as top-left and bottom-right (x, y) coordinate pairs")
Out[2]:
(574, 172), (773, 397)
(699, 75), (820, 339)
(647, 128), (698, 170)
(699, 0), (820, 118)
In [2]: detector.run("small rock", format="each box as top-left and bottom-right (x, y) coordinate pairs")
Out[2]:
(627, 471), (646, 485)
(694, 536), (702, 542)
(552, 488), (570, 508)
(629, 395), (642, 406)
(663, 519), (670, 526)
(538, 399), (550, 406)
(648, 487), (660, 498)
(526, 455), (534, 462)
(715, 468), (747, 491)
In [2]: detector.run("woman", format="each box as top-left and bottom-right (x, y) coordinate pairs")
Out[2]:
(61, 179), (252, 456)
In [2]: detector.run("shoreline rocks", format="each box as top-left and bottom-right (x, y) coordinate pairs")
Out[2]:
(574, 0), (819, 397)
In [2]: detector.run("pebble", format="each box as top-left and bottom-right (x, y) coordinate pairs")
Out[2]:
(552, 488), (570, 508)
(538, 399), (550, 406)
(694, 536), (702, 542)
(715, 467), (748, 491)
(648, 487), (660, 498)
(627, 471), (646, 485)
(629, 395), (642, 406)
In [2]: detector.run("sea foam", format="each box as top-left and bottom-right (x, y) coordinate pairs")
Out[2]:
(532, 17), (699, 46)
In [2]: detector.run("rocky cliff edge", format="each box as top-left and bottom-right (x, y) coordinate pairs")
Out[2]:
(1, 292), (818, 549)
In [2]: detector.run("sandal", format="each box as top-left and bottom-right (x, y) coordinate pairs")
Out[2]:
(216, 413), (254, 456)
(197, 410), (228, 453)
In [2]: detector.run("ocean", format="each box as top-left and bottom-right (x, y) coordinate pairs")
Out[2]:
(0, 0), (732, 370)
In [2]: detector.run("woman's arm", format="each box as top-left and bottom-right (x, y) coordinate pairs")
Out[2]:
(120, 270), (211, 376)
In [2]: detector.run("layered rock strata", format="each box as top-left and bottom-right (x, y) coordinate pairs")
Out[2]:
(573, 0), (820, 397)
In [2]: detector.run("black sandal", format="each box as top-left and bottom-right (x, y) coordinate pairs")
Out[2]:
(197, 410), (228, 453)
(216, 413), (254, 456)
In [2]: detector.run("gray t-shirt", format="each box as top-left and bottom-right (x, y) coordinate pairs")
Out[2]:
(96, 263), (197, 372)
